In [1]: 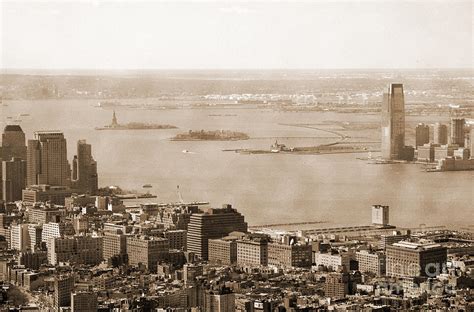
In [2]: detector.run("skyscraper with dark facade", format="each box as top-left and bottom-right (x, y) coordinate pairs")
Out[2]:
(71, 140), (98, 194)
(27, 131), (71, 187)
(0, 125), (27, 201)
(1, 125), (27, 161)
(434, 123), (448, 145)
(450, 118), (465, 147)
(415, 123), (430, 147)
(2, 158), (27, 202)
(187, 204), (247, 260)
(54, 275), (74, 311)
(381, 84), (405, 160)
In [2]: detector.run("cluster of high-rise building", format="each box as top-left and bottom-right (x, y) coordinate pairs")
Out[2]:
(0, 125), (98, 204)
(0, 197), (472, 311)
(0, 86), (471, 311)
(381, 84), (473, 171)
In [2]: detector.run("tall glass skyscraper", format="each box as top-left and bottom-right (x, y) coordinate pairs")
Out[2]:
(381, 83), (405, 160)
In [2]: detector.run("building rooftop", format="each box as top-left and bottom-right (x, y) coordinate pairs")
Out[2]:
(4, 124), (24, 132)
(391, 241), (443, 251)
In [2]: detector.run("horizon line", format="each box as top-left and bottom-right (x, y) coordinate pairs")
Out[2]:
(2, 67), (472, 75)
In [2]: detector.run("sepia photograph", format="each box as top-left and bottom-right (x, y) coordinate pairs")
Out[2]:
(0, 0), (473, 311)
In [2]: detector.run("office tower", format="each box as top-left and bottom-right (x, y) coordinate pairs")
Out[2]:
(126, 236), (169, 271)
(0, 125), (27, 202)
(355, 250), (386, 276)
(1, 125), (27, 161)
(187, 204), (248, 260)
(208, 237), (238, 265)
(450, 118), (465, 147)
(381, 83), (405, 160)
(415, 123), (430, 147)
(386, 241), (447, 277)
(27, 131), (71, 187)
(10, 224), (30, 252)
(54, 275), (74, 311)
(102, 232), (127, 261)
(434, 123), (448, 145)
(236, 235), (268, 266)
(325, 272), (349, 300)
(371, 205), (389, 226)
(268, 241), (312, 268)
(2, 158), (26, 202)
(48, 236), (103, 265)
(42, 222), (73, 246)
(18, 251), (47, 270)
(163, 230), (187, 250)
(71, 291), (98, 312)
(71, 140), (98, 194)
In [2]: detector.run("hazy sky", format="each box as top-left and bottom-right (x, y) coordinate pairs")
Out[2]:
(1, 0), (472, 69)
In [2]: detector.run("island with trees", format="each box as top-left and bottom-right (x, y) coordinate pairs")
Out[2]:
(171, 130), (249, 141)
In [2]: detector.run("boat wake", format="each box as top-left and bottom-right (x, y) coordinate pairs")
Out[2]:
(182, 150), (196, 154)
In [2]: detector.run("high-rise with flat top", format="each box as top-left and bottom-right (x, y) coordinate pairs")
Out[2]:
(187, 204), (248, 260)
(386, 241), (447, 277)
(415, 123), (430, 147)
(27, 131), (70, 187)
(381, 84), (405, 160)
(372, 205), (389, 226)
(71, 140), (98, 194)
(1, 125), (27, 161)
(127, 236), (169, 271)
(2, 157), (26, 202)
(434, 123), (448, 145)
(450, 118), (465, 147)
(0, 125), (27, 201)
(54, 275), (74, 311)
